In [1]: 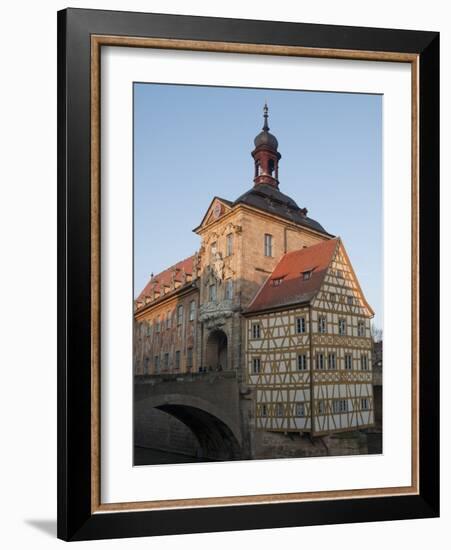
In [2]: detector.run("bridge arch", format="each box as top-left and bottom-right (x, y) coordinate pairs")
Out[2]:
(135, 392), (242, 461)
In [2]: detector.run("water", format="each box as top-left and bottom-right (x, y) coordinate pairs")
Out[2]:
(134, 446), (214, 465)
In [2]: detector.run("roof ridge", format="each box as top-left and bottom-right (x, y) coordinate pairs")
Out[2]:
(152, 253), (196, 278)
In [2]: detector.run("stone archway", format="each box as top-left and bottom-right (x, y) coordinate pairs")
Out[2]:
(205, 329), (228, 371)
(134, 392), (243, 461)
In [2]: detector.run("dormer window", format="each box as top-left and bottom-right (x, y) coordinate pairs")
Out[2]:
(271, 277), (284, 287)
(301, 269), (313, 280)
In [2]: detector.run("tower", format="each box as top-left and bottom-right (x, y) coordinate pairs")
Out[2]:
(251, 103), (281, 188)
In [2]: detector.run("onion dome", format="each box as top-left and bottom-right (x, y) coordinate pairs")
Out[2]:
(254, 103), (279, 150)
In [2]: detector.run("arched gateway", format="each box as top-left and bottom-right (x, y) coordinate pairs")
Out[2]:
(205, 329), (228, 371)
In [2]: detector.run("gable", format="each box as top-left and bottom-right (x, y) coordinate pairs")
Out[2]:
(194, 196), (233, 232)
(312, 242), (374, 317)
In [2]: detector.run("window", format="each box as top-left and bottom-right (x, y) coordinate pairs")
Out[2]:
(330, 293), (336, 302)
(225, 279), (233, 300)
(210, 241), (217, 259)
(166, 312), (171, 330)
(252, 323), (261, 339)
(177, 305), (184, 326)
(317, 400), (325, 415)
(175, 350), (181, 370)
(296, 316), (306, 334)
(345, 354), (353, 370)
(209, 283), (217, 302)
(252, 357), (261, 374)
(336, 269), (343, 278)
(156, 317), (161, 333)
(358, 320), (365, 337)
(187, 347), (193, 369)
(189, 300), (196, 321)
(146, 322), (152, 337)
(301, 270), (312, 280)
(361, 354), (369, 370)
(361, 398), (369, 410)
(338, 318), (346, 335)
(144, 357), (150, 374)
(272, 277), (283, 287)
(164, 353), (169, 371)
(328, 353), (336, 370)
(316, 353), (325, 370)
(297, 354), (307, 371)
(318, 316), (327, 333)
(268, 158), (275, 175)
(264, 233), (273, 257)
(261, 404), (268, 417)
(295, 403), (305, 417)
(347, 296), (354, 305)
(333, 399), (348, 413)
(226, 233), (233, 256)
(275, 403), (284, 417)
(154, 355), (160, 373)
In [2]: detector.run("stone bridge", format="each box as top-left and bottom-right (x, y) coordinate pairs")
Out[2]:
(134, 371), (252, 460)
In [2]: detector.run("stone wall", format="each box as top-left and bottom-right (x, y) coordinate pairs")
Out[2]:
(254, 429), (371, 459)
(134, 405), (201, 457)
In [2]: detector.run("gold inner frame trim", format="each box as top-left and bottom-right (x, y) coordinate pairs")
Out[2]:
(90, 34), (420, 514)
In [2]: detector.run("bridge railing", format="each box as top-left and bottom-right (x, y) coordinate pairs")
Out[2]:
(135, 370), (238, 384)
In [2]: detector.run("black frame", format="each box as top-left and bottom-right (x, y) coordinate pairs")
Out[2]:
(57, 8), (439, 541)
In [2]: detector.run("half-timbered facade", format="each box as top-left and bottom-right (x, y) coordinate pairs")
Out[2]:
(245, 238), (375, 435)
(134, 104), (375, 438)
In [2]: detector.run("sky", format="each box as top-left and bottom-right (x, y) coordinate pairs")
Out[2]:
(134, 83), (383, 330)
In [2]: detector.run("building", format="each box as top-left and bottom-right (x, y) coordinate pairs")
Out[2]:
(134, 104), (375, 439)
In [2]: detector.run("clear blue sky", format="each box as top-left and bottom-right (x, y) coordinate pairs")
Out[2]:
(134, 83), (383, 330)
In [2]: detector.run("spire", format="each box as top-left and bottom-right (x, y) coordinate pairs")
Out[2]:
(263, 102), (269, 131)
(252, 103), (281, 188)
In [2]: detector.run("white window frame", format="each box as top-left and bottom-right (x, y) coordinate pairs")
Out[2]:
(189, 300), (196, 321)
(316, 353), (325, 370)
(252, 323), (261, 339)
(297, 354), (307, 371)
(328, 353), (336, 370)
(318, 316), (327, 333)
(296, 316), (306, 334)
(264, 233), (273, 257)
(177, 305), (184, 326)
(295, 403), (305, 417)
(187, 347), (193, 368)
(338, 318), (346, 335)
(252, 357), (261, 374)
(345, 354), (353, 370)
(361, 354), (369, 370)
(358, 320), (365, 337)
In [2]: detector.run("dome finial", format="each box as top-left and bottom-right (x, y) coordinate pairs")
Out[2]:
(263, 102), (269, 131)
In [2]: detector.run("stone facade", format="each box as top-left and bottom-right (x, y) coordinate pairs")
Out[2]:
(134, 200), (329, 380)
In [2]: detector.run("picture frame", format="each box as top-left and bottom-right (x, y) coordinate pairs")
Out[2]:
(57, 7), (439, 541)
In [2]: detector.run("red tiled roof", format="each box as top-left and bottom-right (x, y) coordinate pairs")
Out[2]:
(136, 255), (195, 303)
(246, 238), (339, 314)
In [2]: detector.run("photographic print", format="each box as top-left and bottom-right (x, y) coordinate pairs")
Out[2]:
(133, 84), (383, 466)
(58, 11), (439, 539)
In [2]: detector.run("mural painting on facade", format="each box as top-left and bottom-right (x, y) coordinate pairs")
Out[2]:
(133, 85), (383, 465)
